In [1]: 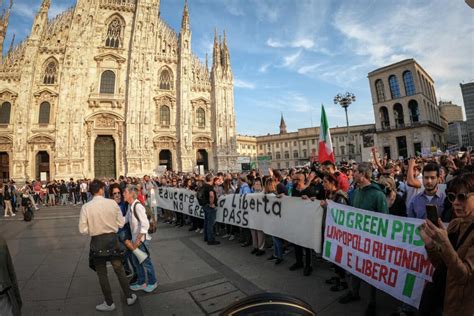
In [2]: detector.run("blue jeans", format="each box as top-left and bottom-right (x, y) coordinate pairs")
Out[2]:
(131, 240), (157, 285)
(272, 236), (283, 259)
(203, 205), (216, 242)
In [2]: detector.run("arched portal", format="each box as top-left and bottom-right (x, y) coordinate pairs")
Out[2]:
(196, 149), (208, 172)
(35, 151), (50, 181)
(0, 152), (9, 182)
(159, 150), (172, 170)
(94, 136), (116, 179)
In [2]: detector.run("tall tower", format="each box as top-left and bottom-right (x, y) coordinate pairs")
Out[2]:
(211, 29), (238, 171)
(176, 0), (194, 172)
(0, 0), (12, 63)
(279, 113), (287, 134)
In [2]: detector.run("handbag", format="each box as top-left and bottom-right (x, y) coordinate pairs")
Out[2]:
(89, 233), (126, 259)
(419, 223), (474, 315)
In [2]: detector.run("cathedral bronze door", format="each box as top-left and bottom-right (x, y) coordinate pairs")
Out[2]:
(94, 136), (116, 179)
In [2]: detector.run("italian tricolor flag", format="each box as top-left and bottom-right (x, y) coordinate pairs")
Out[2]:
(318, 105), (335, 163)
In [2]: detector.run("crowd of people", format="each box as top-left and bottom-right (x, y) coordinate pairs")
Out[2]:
(1, 149), (473, 315)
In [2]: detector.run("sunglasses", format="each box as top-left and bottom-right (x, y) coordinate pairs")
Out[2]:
(447, 192), (473, 203)
(112, 192), (121, 196)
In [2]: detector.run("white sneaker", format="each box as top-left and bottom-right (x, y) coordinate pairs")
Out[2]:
(127, 294), (137, 306)
(195, 228), (200, 233)
(95, 302), (116, 312)
(199, 229), (204, 234)
(229, 235), (235, 241)
(11, 214), (16, 217)
(222, 234), (230, 238)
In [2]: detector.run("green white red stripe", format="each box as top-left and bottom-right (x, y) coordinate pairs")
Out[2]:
(318, 105), (335, 163)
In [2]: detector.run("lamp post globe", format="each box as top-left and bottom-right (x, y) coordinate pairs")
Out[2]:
(333, 92), (356, 160)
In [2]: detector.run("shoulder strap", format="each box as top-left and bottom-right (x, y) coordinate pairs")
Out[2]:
(132, 202), (141, 224)
(455, 223), (474, 250)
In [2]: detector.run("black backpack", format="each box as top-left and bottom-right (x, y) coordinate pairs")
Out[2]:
(196, 185), (208, 206)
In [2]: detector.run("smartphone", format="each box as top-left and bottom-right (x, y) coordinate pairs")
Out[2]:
(426, 204), (439, 226)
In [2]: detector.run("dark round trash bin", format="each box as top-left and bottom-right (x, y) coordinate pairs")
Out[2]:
(219, 293), (316, 316)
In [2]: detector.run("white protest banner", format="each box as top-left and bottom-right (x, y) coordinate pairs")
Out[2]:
(323, 201), (434, 308)
(156, 187), (325, 252)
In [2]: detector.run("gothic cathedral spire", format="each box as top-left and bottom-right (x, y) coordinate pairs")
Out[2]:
(30, 0), (50, 40)
(0, 0), (13, 63)
(181, 0), (190, 32)
(212, 28), (220, 71)
(221, 30), (231, 72)
(280, 113), (287, 134)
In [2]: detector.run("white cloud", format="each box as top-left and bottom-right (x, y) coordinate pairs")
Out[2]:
(234, 79), (255, 89)
(266, 37), (314, 50)
(297, 63), (323, 75)
(282, 50), (301, 67)
(221, 0), (245, 17)
(333, 0), (474, 106)
(266, 38), (284, 48)
(12, 3), (35, 19)
(258, 63), (270, 73)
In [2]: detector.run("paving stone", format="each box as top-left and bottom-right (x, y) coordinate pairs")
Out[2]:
(191, 281), (237, 302)
(140, 289), (205, 316)
(199, 290), (246, 314)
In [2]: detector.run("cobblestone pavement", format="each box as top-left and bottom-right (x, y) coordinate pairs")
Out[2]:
(0, 205), (400, 315)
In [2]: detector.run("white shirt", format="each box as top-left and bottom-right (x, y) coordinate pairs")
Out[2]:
(126, 200), (150, 243)
(78, 196), (124, 236)
(80, 182), (88, 193)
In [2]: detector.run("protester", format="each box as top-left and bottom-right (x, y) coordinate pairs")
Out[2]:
(265, 177), (284, 265)
(197, 175), (220, 245)
(407, 162), (446, 220)
(78, 179), (137, 312)
(3, 183), (14, 217)
(419, 173), (474, 316)
(123, 185), (158, 293)
(238, 175), (252, 247)
(250, 178), (265, 256)
(339, 162), (388, 316)
(0, 234), (22, 316)
(320, 173), (349, 292)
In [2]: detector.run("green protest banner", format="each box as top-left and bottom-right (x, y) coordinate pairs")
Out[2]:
(324, 201), (434, 308)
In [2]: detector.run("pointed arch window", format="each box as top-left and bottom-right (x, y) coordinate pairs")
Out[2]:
(105, 18), (122, 48)
(160, 105), (170, 126)
(196, 108), (205, 128)
(388, 75), (401, 99)
(0, 102), (11, 124)
(100, 70), (115, 94)
(403, 71), (415, 96)
(375, 79), (385, 102)
(39, 102), (51, 125)
(160, 69), (172, 90)
(43, 60), (57, 85)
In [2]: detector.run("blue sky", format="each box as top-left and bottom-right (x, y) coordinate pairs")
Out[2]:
(2, 0), (473, 136)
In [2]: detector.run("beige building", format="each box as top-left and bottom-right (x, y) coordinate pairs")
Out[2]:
(236, 135), (257, 159)
(368, 59), (445, 158)
(439, 101), (464, 123)
(252, 115), (376, 169)
(0, 0), (238, 182)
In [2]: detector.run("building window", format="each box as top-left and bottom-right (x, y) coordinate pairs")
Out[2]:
(293, 141), (297, 146)
(379, 106), (390, 129)
(339, 136), (344, 142)
(408, 100), (420, 123)
(0, 102), (11, 124)
(277, 162), (281, 169)
(196, 108), (205, 128)
(302, 140), (306, 145)
(38, 102), (51, 124)
(403, 71), (415, 96)
(276, 143), (279, 148)
(293, 151), (298, 158)
(375, 79), (385, 102)
(267, 152), (272, 159)
(276, 152), (281, 160)
(311, 139), (315, 144)
(160, 105), (170, 125)
(393, 103), (404, 127)
(284, 151), (289, 159)
(286, 162), (290, 168)
(100, 70), (115, 94)
(259, 145), (262, 150)
(159, 69), (172, 90)
(285, 142), (288, 147)
(349, 144), (355, 154)
(340, 146), (345, 155)
(302, 149), (307, 157)
(43, 60), (57, 85)
(388, 75), (401, 99)
(105, 18), (122, 48)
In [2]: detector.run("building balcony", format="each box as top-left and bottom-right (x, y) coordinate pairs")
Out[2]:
(376, 120), (445, 133)
(88, 93), (125, 109)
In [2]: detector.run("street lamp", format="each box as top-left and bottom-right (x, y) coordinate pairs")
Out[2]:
(334, 92), (356, 160)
